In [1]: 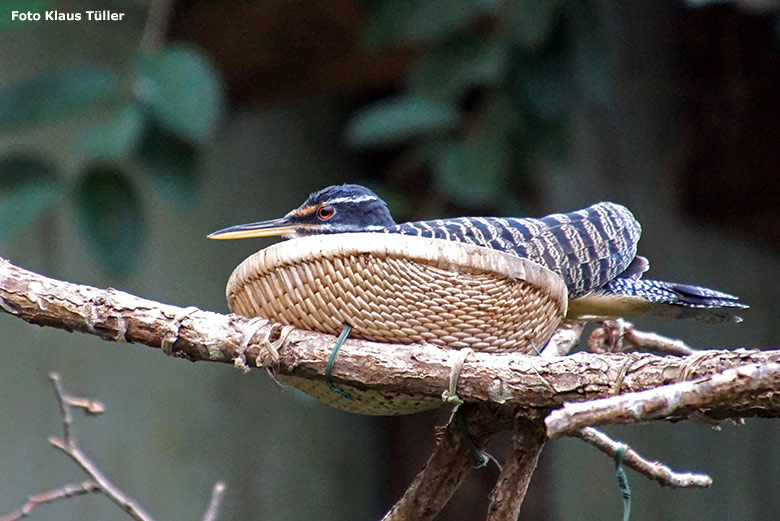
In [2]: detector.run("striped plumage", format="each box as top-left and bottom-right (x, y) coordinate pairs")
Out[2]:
(390, 202), (639, 299)
(210, 184), (747, 323)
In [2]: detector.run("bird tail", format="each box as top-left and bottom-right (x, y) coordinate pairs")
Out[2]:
(567, 278), (748, 324)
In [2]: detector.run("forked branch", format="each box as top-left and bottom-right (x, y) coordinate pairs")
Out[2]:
(1, 256), (778, 521)
(1, 256), (777, 418)
(1, 373), (226, 521)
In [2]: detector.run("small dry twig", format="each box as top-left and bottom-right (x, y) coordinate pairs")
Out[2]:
(2, 374), (227, 521)
(572, 427), (712, 488)
(590, 319), (694, 356)
(47, 372), (156, 521)
(0, 481), (100, 521)
(202, 482), (228, 521)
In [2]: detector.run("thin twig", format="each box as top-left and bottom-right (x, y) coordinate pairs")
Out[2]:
(202, 482), (227, 521)
(573, 427), (712, 488)
(546, 362), (780, 437)
(49, 373), (74, 447)
(0, 481), (100, 521)
(68, 396), (106, 415)
(47, 373), (157, 521)
(590, 320), (694, 356)
(3, 374), (227, 521)
(541, 323), (584, 357)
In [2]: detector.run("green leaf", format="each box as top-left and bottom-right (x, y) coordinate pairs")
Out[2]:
(138, 125), (199, 207)
(433, 96), (515, 207)
(434, 138), (508, 207)
(76, 104), (145, 160)
(135, 44), (224, 142)
(0, 155), (62, 240)
(0, 66), (118, 130)
(345, 95), (458, 148)
(73, 166), (144, 276)
(363, 0), (491, 50)
(511, 33), (571, 119)
(506, 0), (562, 49)
(409, 38), (509, 103)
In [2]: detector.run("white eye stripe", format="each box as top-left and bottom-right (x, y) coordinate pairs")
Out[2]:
(324, 223), (388, 232)
(326, 194), (379, 205)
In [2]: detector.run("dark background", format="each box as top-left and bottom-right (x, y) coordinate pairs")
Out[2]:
(1, 1), (778, 520)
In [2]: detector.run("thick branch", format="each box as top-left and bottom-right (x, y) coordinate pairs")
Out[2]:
(382, 405), (511, 521)
(546, 362), (780, 437)
(485, 416), (546, 520)
(1, 256), (778, 421)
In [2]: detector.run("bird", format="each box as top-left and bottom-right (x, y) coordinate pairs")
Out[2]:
(209, 184), (747, 324)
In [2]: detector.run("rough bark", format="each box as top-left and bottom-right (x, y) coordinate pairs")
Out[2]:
(382, 405), (512, 521)
(485, 416), (547, 521)
(1, 256), (778, 422)
(3, 256), (779, 521)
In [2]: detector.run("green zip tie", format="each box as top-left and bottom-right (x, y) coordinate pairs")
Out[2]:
(325, 323), (355, 401)
(454, 406), (490, 468)
(615, 444), (632, 521)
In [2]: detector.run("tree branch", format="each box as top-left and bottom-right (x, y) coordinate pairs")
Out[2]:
(382, 405), (512, 521)
(546, 362), (780, 437)
(590, 319), (695, 356)
(485, 416), (546, 520)
(1, 256), (778, 422)
(2, 373), (226, 521)
(2, 256), (778, 521)
(47, 373), (157, 521)
(0, 481), (100, 521)
(572, 427), (712, 488)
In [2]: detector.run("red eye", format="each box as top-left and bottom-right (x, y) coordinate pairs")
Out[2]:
(317, 205), (335, 220)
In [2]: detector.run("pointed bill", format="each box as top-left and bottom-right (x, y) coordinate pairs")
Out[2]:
(207, 217), (302, 239)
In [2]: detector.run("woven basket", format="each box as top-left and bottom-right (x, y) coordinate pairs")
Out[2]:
(226, 233), (567, 414)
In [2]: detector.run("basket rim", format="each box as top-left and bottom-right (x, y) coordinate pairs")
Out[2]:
(227, 233), (568, 316)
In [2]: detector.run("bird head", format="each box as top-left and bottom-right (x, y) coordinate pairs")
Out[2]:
(208, 184), (396, 240)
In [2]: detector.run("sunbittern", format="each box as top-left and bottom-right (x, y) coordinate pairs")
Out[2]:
(209, 184), (747, 324)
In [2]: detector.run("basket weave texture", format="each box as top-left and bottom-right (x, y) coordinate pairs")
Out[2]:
(227, 233), (567, 354)
(226, 233), (567, 415)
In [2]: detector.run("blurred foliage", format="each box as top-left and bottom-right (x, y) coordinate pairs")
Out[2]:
(73, 165), (144, 275)
(348, 0), (612, 214)
(0, 4), (224, 276)
(0, 65), (118, 129)
(0, 155), (62, 241)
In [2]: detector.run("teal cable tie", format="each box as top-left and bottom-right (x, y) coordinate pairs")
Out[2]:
(325, 323), (355, 401)
(614, 444), (632, 521)
(454, 406), (490, 468)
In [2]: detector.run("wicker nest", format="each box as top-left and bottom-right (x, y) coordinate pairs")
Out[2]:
(226, 233), (567, 414)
